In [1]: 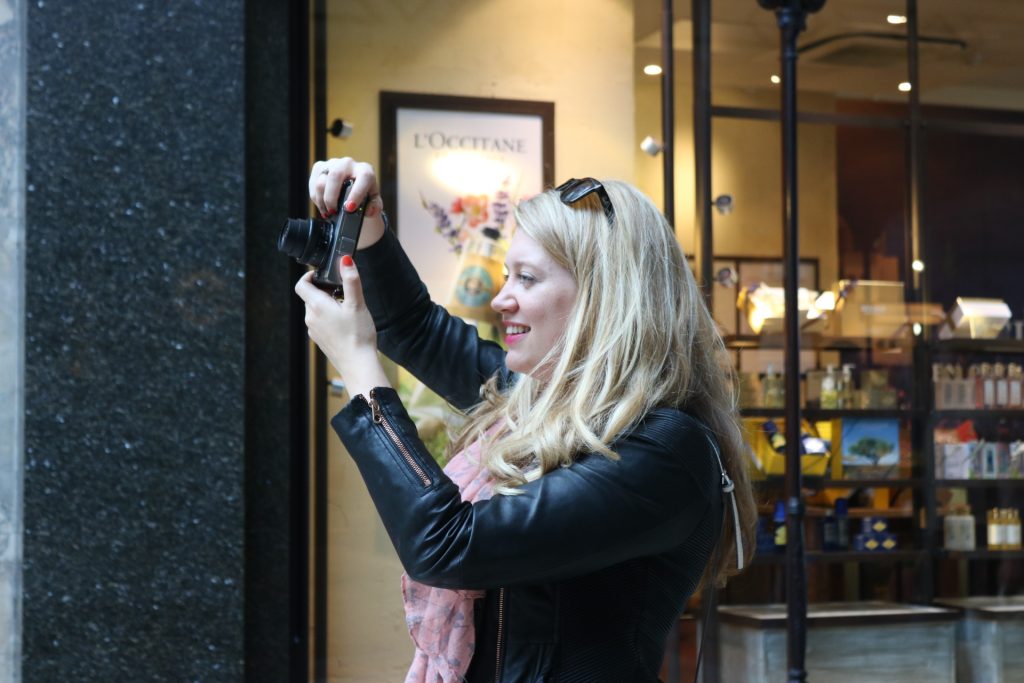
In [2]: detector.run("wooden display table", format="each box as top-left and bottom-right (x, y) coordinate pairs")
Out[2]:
(713, 601), (957, 683)
(934, 596), (1024, 683)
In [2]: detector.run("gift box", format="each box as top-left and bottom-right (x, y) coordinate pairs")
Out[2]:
(939, 297), (1012, 340)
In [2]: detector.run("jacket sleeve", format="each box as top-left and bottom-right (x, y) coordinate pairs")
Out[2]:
(333, 386), (722, 590)
(353, 225), (511, 411)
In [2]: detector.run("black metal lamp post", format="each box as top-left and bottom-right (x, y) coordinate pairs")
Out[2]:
(755, 1), (825, 682)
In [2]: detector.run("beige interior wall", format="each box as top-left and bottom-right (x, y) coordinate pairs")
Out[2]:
(318, 1), (635, 680)
(635, 71), (838, 291)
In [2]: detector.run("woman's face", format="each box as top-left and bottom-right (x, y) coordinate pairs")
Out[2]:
(491, 229), (577, 380)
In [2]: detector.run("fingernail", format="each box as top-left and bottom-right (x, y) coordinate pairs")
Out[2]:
(345, 200), (357, 213)
(341, 255), (354, 267)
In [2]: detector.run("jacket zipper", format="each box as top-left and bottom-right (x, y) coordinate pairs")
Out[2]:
(357, 389), (432, 487)
(495, 587), (506, 683)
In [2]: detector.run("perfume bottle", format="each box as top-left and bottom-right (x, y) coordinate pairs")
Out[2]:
(820, 365), (839, 409)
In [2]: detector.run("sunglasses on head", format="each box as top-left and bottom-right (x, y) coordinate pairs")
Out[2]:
(555, 177), (615, 225)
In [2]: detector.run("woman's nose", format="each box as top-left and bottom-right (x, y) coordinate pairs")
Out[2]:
(491, 282), (515, 313)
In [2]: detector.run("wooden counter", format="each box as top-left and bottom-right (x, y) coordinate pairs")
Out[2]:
(712, 601), (958, 683)
(934, 596), (1024, 683)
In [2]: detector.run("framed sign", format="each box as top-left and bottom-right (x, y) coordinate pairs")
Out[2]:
(380, 92), (554, 313)
(378, 92), (554, 461)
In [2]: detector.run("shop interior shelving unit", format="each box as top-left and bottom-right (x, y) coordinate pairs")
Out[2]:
(684, 2), (1024, 679)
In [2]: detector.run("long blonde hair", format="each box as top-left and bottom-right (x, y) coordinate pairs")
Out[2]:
(449, 180), (755, 584)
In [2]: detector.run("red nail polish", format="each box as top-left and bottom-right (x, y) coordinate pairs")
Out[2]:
(341, 255), (354, 267)
(345, 200), (357, 213)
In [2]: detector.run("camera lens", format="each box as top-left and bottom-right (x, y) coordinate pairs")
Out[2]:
(278, 218), (333, 268)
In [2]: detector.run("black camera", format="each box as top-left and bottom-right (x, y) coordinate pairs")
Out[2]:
(278, 179), (367, 288)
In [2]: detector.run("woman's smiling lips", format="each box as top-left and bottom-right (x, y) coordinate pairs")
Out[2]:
(504, 321), (531, 345)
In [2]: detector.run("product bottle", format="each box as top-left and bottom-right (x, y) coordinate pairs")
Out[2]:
(1010, 364), (1023, 408)
(988, 508), (1005, 550)
(968, 365), (982, 409)
(1008, 509), (1023, 550)
(995, 363), (1009, 408)
(762, 419), (786, 453)
(834, 497), (850, 550)
(763, 364), (784, 408)
(822, 510), (838, 551)
(982, 363), (996, 409)
(445, 227), (506, 329)
(820, 365), (839, 409)
(839, 363), (856, 408)
(943, 504), (976, 551)
(773, 500), (787, 552)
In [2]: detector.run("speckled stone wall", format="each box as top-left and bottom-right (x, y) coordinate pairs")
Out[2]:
(0, 1), (25, 680)
(20, 0), (303, 679)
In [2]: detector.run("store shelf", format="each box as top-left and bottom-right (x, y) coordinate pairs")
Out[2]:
(755, 476), (922, 490)
(753, 550), (924, 565)
(934, 479), (1024, 488)
(742, 408), (917, 419)
(937, 549), (1024, 561)
(725, 334), (913, 352)
(933, 339), (1024, 354)
(932, 409), (1024, 420)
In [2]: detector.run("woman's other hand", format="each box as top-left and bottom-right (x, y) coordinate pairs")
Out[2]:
(294, 257), (390, 399)
(309, 157), (387, 250)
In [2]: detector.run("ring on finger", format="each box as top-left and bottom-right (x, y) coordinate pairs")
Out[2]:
(331, 287), (344, 303)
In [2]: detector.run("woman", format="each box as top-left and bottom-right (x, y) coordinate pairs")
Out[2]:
(295, 157), (755, 682)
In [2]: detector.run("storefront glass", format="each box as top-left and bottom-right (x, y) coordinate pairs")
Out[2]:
(307, 1), (1024, 680)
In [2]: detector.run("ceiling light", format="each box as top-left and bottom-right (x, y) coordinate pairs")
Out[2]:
(643, 64), (662, 76)
(898, 81), (912, 92)
(770, 74), (781, 85)
(912, 259), (925, 272)
(887, 15), (907, 25)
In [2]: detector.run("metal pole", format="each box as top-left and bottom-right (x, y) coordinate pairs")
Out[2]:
(905, 0), (923, 304)
(313, 1), (329, 680)
(757, 2), (824, 682)
(661, 0), (676, 227)
(693, 0), (713, 304)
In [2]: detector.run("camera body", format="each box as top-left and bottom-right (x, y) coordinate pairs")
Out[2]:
(278, 179), (367, 287)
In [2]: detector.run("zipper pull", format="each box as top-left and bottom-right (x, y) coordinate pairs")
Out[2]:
(358, 390), (383, 424)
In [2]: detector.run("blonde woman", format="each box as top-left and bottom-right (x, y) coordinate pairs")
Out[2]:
(295, 158), (756, 683)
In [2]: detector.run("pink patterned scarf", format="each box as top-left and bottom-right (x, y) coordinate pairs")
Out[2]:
(402, 434), (495, 683)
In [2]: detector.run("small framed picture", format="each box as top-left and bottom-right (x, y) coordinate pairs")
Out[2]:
(840, 418), (901, 479)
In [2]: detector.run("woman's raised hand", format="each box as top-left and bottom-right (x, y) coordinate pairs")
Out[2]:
(309, 158), (387, 249)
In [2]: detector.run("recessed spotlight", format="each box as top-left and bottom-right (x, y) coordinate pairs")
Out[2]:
(898, 81), (912, 92)
(770, 74), (781, 84)
(887, 15), (907, 25)
(912, 259), (925, 272)
(643, 64), (663, 76)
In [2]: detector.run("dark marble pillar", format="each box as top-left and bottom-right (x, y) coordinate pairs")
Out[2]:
(21, 0), (306, 680)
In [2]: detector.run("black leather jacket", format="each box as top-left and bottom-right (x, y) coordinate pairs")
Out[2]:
(333, 229), (724, 682)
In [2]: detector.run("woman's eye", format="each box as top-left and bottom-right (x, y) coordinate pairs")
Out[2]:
(517, 273), (536, 285)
